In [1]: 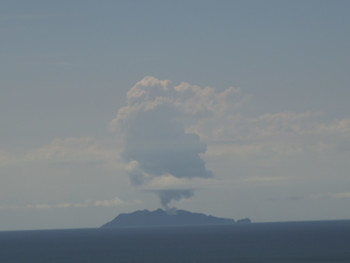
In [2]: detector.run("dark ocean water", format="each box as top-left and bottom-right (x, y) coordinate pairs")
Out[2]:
(0, 220), (350, 263)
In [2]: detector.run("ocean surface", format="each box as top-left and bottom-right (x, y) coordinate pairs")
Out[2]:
(0, 220), (350, 262)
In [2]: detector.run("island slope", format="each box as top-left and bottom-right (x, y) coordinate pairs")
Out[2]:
(101, 209), (250, 228)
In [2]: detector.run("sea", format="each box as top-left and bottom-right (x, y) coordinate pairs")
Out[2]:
(0, 220), (349, 263)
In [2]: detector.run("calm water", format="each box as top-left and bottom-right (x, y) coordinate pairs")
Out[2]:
(0, 220), (350, 262)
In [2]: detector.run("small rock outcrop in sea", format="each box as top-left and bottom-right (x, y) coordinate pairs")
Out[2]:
(101, 209), (250, 228)
(236, 218), (252, 224)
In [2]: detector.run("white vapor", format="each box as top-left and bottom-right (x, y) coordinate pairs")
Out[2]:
(110, 76), (241, 206)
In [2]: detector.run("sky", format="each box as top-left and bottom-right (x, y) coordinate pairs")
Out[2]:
(1, 0), (350, 230)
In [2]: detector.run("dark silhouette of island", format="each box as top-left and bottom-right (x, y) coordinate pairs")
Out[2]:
(101, 209), (251, 228)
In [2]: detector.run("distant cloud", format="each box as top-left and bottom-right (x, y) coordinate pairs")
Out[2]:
(56, 197), (127, 209)
(0, 137), (122, 167)
(203, 112), (350, 166)
(0, 14), (49, 21)
(0, 197), (132, 211)
(243, 176), (286, 183)
(23, 197), (129, 210)
(332, 192), (350, 199)
(26, 204), (51, 209)
(93, 197), (125, 207)
(32, 137), (121, 164)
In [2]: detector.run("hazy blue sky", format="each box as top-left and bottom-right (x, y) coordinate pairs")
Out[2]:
(1, 0), (350, 230)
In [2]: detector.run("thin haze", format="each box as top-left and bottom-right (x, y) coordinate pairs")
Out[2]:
(0, 1), (350, 230)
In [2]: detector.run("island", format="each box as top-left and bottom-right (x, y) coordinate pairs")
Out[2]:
(101, 209), (251, 228)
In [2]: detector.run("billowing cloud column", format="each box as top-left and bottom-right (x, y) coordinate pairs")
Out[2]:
(111, 77), (220, 210)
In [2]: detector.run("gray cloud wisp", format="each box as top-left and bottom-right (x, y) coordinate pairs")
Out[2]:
(156, 189), (194, 213)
